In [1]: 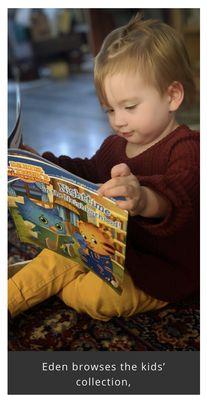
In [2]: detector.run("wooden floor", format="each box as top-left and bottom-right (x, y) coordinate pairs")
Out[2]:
(8, 72), (199, 159)
(8, 73), (110, 158)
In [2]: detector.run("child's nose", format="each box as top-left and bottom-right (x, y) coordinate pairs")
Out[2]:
(114, 111), (127, 128)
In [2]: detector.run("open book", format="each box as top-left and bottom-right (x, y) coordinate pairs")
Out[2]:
(8, 149), (128, 294)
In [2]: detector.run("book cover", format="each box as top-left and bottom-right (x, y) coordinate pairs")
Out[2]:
(8, 149), (128, 294)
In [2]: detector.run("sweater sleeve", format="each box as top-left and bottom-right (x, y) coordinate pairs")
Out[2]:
(42, 136), (112, 183)
(134, 135), (199, 236)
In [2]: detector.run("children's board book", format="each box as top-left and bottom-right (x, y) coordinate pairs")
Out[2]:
(8, 149), (128, 294)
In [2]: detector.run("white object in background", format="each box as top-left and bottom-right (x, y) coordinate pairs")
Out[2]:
(15, 9), (32, 28)
(44, 9), (59, 37)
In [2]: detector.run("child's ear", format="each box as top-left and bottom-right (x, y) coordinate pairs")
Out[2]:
(167, 81), (184, 112)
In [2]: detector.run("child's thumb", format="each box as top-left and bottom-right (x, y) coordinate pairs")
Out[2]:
(111, 163), (131, 178)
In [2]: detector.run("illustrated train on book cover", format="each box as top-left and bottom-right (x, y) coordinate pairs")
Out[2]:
(8, 151), (128, 293)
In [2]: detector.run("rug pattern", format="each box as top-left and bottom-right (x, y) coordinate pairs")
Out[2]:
(8, 218), (199, 351)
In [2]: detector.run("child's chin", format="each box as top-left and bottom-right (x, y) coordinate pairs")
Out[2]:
(129, 134), (150, 144)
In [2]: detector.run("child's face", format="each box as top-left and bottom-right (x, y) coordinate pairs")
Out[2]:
(104, 71), (172, 146)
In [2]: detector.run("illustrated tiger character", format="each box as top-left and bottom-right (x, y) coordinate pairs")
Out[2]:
(77, 220), (119, 288)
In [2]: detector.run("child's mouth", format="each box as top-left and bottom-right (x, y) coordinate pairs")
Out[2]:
(120, 131), (133, 138)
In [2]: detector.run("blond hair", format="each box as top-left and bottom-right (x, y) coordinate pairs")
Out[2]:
(94, 14), (195, 108)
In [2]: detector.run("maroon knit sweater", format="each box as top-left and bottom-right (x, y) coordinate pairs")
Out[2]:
(43, 125), (199, 302)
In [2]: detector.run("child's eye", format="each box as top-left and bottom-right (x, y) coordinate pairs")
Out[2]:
(104, 108), (114, 114)
(125, 105), (137, 110)
(91, 238), (97, 244)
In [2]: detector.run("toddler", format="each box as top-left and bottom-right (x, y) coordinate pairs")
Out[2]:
(8, 14), (199, 321)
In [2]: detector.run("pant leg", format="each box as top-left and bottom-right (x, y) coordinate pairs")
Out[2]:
(8, 249), (86, 317)
(58, 268), (168, 321)
(8, 248), (168, 321)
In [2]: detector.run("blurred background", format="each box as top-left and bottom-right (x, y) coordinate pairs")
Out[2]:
(8, 8), (200, 158)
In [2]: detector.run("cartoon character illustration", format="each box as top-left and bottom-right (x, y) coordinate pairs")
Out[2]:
(77, 221), (119, 288)
(73, 230), (87, 249)
(17, 197), (67, 233)
(16, 196), (74, 252)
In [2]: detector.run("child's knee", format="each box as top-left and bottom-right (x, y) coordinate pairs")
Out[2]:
(80, 275), (138, 320)
(60, 272), (119, 320)
(77, 276), (131, 321)
(81, 292), (117, 321)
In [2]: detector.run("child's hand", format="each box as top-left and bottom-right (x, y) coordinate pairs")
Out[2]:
(20, 143), (40, 155)
(98, 163), (146, 216)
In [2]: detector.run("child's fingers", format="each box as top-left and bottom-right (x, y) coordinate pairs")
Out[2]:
(100, 184), (135, 199)
(98, 175), (138, 196)
(101, 186), (126, 198)
(98, 177), (122, 195)
(111, 163), (131, 178)
(115, 198), (134, 212)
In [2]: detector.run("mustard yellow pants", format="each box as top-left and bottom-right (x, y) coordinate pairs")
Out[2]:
(8, 249), (167, 321)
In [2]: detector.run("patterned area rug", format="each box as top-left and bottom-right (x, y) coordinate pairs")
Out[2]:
(8, 218), (199, 351)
